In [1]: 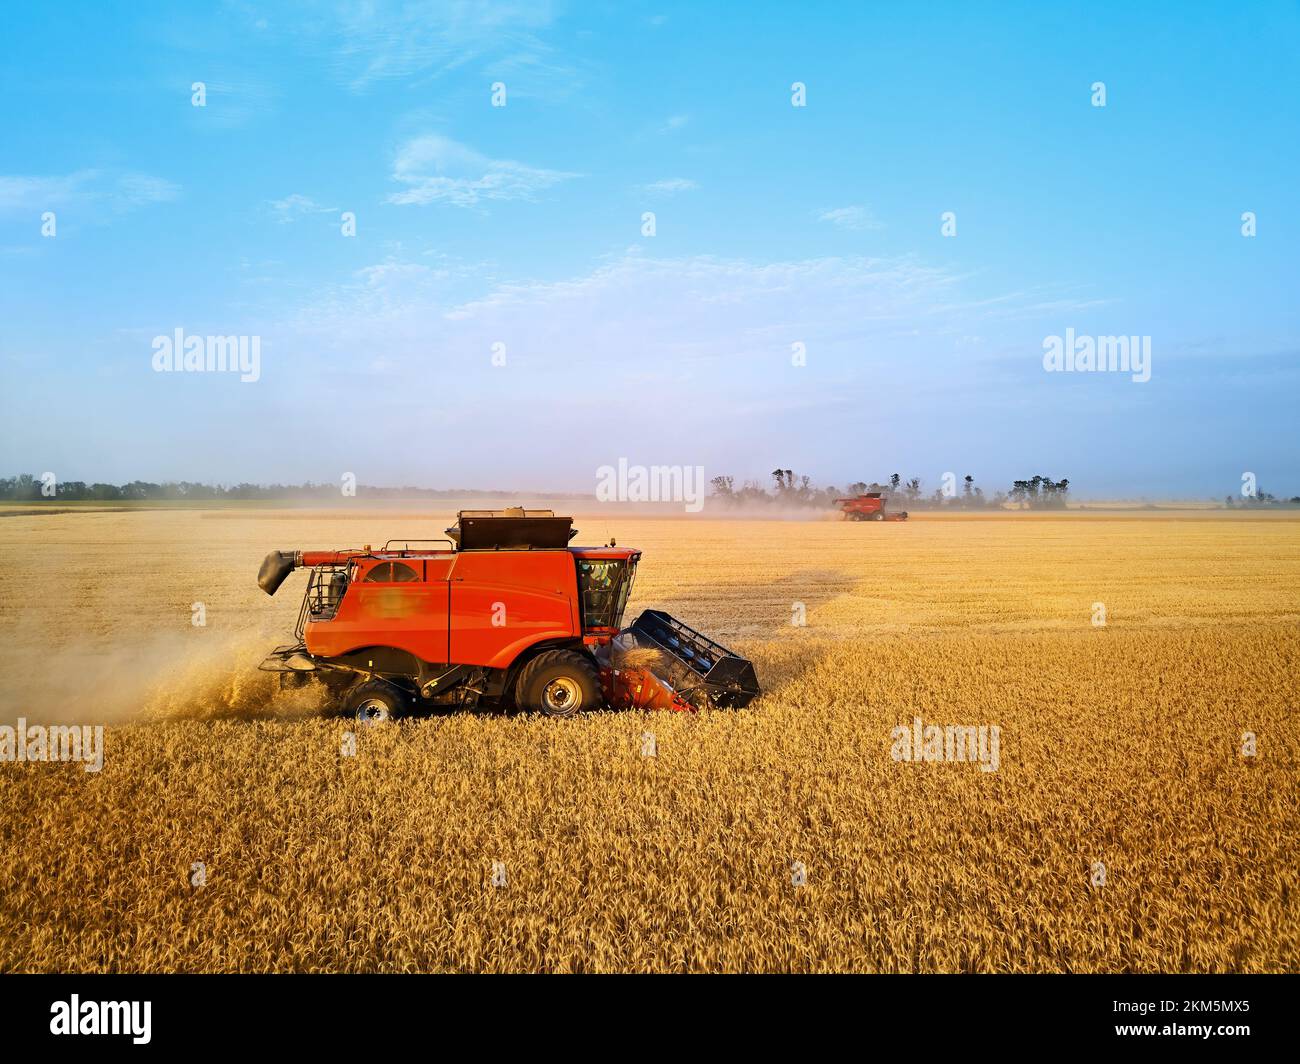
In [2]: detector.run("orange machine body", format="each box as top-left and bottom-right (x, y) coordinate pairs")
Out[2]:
(258, 515), (759, 714)
(835, 493), (909, 521)
(300, 546), (640, 669)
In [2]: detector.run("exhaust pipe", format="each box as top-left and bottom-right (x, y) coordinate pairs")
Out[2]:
(258, 548), (368, 595)
(257, 550), (300, 596)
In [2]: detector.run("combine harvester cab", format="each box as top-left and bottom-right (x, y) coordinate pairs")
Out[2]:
(256, 509), (760, 723)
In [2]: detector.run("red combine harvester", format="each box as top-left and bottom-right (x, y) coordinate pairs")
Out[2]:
(836, 492), (909, 521)
(257, 509), (759, 723)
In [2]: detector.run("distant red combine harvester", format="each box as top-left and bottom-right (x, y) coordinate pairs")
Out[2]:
(835, 492), (909, 522)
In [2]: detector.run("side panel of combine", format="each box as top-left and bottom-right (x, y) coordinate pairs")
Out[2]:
(306, 556), (454, 663)
(448, 551), (578, 668)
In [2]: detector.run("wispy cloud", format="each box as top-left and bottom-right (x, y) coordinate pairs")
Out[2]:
(266, 193), (337, 223)
(184, 77), (278, 128)
(285, 249), (1109, 397)
(659, 114), (689, 133)
(273, 1), (565, 92)
(0, 169), (179, 215)
(638, 178), (697, 197)
(817, 205), (882, 232)
(291, 250), (972, 379)
(440, 251), (956, 334)
(271, 249), (1060, 464)
(387, 134), (579, 208)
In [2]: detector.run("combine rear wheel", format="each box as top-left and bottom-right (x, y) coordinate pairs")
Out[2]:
(514, 650), (602, 717)
(344, 680), (405, 725)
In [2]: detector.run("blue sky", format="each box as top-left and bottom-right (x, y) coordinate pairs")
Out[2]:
(1, 0), (1297, 498)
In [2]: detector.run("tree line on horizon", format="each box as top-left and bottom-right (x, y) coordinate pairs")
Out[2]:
(707, 470), (1061, 510)
(3, 471), (1296, 509)
(708, 470), (1300, 510)
(0, 475), (553, 502)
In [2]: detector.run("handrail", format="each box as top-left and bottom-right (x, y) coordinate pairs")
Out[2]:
(381, 538), (455, 552)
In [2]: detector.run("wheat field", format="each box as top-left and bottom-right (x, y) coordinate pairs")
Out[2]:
(0, 507), (1297, 972)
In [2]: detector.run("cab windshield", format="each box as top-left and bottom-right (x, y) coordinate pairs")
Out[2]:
(577, 558), (636, 629)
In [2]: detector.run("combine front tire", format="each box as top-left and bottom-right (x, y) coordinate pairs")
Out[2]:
(871, 511), (885, 521)
(514, 650), (602, 717)
(344, 680), (405, 725)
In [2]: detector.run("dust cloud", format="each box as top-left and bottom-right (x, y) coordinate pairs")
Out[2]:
(0, 629), (325, 726)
